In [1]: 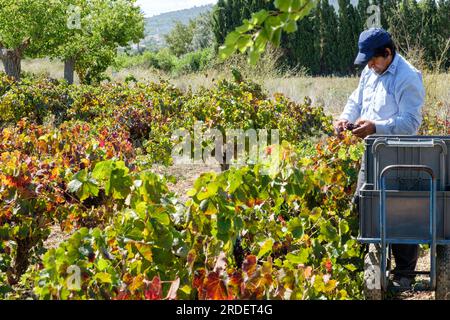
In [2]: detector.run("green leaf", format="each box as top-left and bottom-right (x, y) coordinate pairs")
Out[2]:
(283, 20), (298, 33)
(80, 180), (99, 201)
(258, 238), (274, 258)
(319, 220), (339, 242)
(254, 30), (269, 53)
(339, 219), (350, 235)
(236, 35), (253, 54)
(186, 188), (197, 197)
(197, 182), (219, 200)
(224, 31), (241, 46)
(92, 160), (113, 181)
(95, 272), (112, 283)
(227, 171), (243, 193)
(152, 211), (171, 226)
(338, 147), (348, 160)
(93, 161), (131, 199)
(151, 219), (173, 250)
(344, 264), (358, 272)
(287, 217), (304, 238)
(249, 48), (261, 66)
(286, 248), (310, 264)
(67, 169), (99, 201)
(67, 177), (83, 193)
(217, 215), (231, 242)
(236, 22), (254, 33)
(97, 259), (109, 271)
(251, 10), (269, 25)
(274, 0), (294, 12)
(219, 45), (235, 60)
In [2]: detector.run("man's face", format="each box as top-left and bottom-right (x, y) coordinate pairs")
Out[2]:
(367, 49), (392, 75)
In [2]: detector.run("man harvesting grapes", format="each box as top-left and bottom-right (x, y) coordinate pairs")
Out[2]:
(334, 28), (425, 290)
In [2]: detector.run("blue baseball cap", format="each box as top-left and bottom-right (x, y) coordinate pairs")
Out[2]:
(354, 28), (392, 65)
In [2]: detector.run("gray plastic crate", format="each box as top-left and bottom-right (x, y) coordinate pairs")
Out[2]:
(359, 183), (450, 242)
(363, 136), (450, 191)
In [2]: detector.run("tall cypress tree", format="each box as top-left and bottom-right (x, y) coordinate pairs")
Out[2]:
(421, 0), (439, 66)
(337, 0), (360, 74)
(358, 0), (370, 30)
(283, 10), (321, 74)
(212, 0), (228, 48)
(436, 0), (450, 69)
(318, 0), (340, 75)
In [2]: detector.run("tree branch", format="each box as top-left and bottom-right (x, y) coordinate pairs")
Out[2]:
(18, 38), (31, 54)
(0, 41), (5, 59)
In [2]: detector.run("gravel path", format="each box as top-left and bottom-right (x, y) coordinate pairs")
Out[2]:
(389, 247), (434, 300)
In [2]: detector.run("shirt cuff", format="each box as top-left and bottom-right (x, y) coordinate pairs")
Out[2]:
(373, 119), (393, 134)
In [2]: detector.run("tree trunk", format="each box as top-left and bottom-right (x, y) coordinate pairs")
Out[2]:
(7, 236), (36, 285)
(0, 48), (22, 80)
(64, 58), (75, 84)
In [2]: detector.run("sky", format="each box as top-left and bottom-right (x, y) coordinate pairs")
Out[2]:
(136, 0), (218, 17)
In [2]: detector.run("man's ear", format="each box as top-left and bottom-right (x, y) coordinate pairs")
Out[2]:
(385, 48), (391, 58)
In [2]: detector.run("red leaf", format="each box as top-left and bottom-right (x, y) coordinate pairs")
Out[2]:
(325, 259), (333, 273)
(193, 268), (206, 299)
(144, 276), (162, 300)
(115, 290), (130, 300)
(242, 255), (257, 277)
(228, 270), (243, 287)
(204, 271), (229, 300)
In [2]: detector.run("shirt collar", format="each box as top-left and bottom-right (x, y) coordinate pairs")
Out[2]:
(383, 53), (399, 76)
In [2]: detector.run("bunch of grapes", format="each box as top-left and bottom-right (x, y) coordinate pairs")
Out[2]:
(345, 123), (361, 131)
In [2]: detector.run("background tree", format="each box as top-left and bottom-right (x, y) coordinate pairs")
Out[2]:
(55, 0), (144, 84)
(337, 0), (361, 75)
(165, 20), (197, 57)
(0, 0), (66, 80)
(317, 0), (340, 74)
(191, 12), (215, 51)
(282, 12), (321, 74)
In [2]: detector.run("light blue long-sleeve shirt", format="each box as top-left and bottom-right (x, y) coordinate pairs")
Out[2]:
(339, 53), (425, 135)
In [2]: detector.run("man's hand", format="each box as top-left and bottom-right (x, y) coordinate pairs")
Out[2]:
(353, 119), (376, 139)
(334, 119), (349, 139)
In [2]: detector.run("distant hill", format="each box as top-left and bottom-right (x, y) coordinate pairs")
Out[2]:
(141, 4), (214, 50)
(135, 1), (361, 51)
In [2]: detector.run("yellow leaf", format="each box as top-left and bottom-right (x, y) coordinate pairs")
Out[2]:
(324, 279), (337, 292)
(129, 274), (145, 292)
(135, 243), (153, 262)
(95, 272), (112, 283)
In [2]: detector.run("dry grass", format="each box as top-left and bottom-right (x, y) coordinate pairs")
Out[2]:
(3, 58), (449, 121)
(108, 65), (449, 120)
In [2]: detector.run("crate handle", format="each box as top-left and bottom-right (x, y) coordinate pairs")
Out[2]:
(379, 165), (437, 291)
(372, 138), (447, 154)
